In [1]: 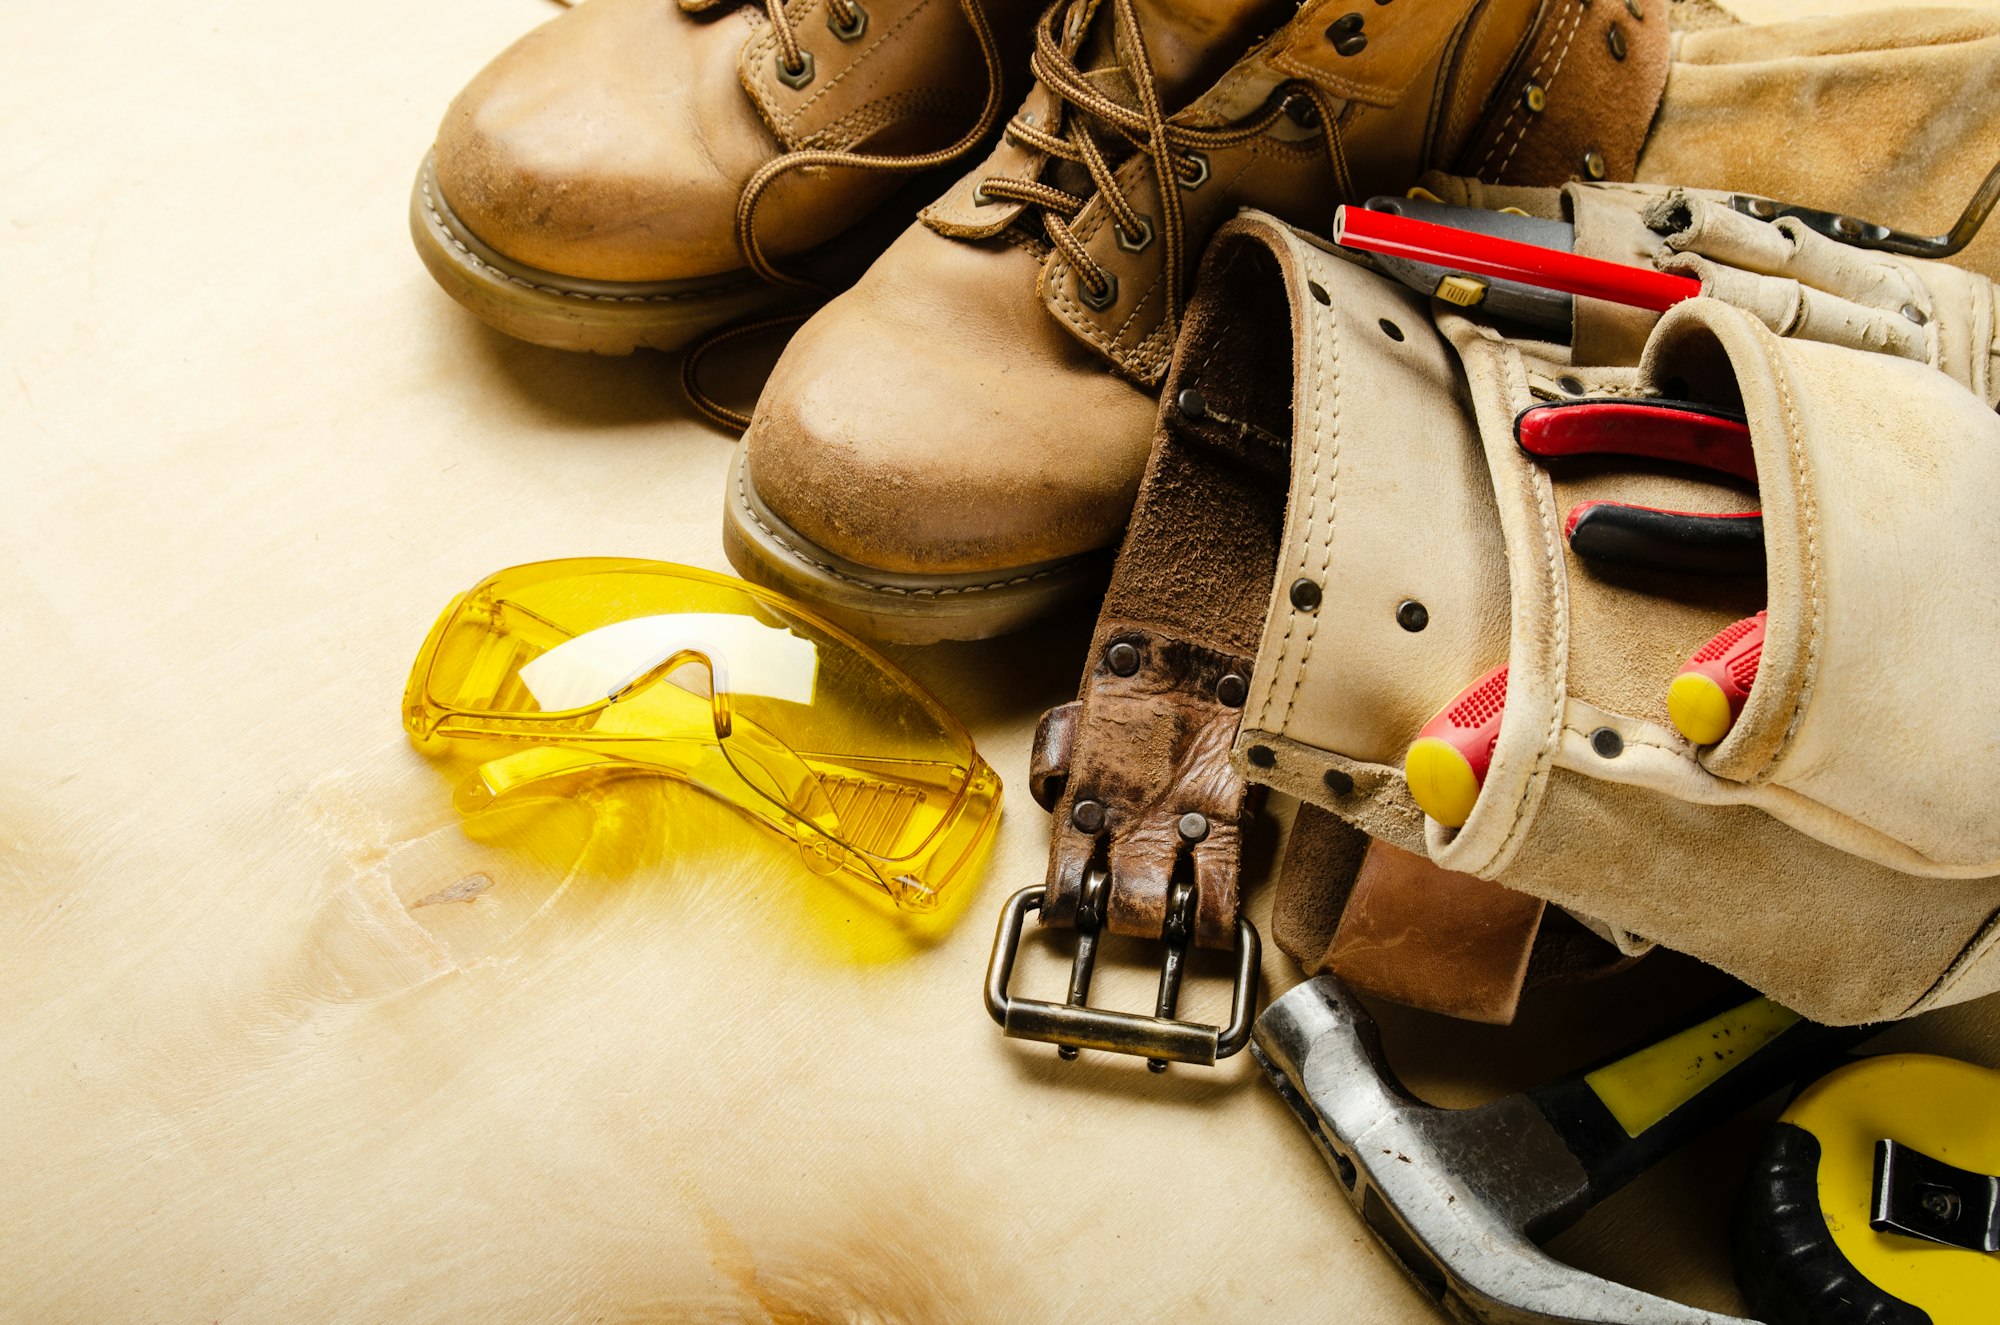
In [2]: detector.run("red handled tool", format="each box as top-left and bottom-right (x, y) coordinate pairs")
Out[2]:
(1517, 400), (1764, 577)
(1669, 611), (1766, 745)
(1405, 664), (1509, 828)
(1333, 205), (1703, 314)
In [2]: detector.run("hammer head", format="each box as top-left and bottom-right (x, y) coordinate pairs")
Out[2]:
(1252, 976), (1750, 1325)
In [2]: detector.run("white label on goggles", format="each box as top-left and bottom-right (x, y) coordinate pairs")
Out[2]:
(518, 613), (819, 711)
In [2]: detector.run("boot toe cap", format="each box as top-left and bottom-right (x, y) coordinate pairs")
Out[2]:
(432, 0), (768, 283)
(743, 229), (1160, 576)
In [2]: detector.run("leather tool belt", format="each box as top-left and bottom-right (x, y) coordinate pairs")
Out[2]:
(985, 0), (1678, 1063)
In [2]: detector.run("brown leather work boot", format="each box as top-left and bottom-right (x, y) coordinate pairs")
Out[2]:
(411, 0), (1034, 354)
(726, 0), (1670, 641)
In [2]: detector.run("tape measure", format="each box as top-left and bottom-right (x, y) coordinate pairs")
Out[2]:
(1735, 1054), (2000, 1325)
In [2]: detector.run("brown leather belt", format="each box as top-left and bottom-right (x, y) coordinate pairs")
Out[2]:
(980, 225), (1301, 1067)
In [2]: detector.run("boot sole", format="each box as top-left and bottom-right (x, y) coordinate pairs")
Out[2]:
(409, 151), (789, 355)
(722, 441), (1112, 643)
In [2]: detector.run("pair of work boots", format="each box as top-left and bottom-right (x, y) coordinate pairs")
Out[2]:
(415, 0), (1670, 641)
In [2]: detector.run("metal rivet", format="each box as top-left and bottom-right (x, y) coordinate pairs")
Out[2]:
(1115, 214), (1154, 253)
(1058, 1045), (1079, 1060)
(1607, 22), (1627, 60)
(1323, 768), (1355, 795)
(1247, 745), (1276, 769)
(1522, 82), (1547, 113)
(1832, 215), (1863, 240)
(828, 0), (868, 40)
(1070, 798), (1106, 833)
(1745, 196), (1778, 220)
(1309, 280), (1330, 306)
(776, 50), (815, 88)
(1590, 727), (1624, 759)
(1290, 578), (1323, 611)
(1581, 149), (1607, 181)
(1396, 600), (1428, 632)
(1283, 94), (1320, 129)
(1625, 0), (1643, 15)
(1177, 812), (1210, 844)
(1177, 387), (1208, 420)
(1216, 673), (1248, 708)
(1902, 303), (1929, 326)
(1558, 374), (1587, 396)
(1378, 318), (1404, 342)
(1326, 12), (1367, 55)
(1105, 640), (1141, 675)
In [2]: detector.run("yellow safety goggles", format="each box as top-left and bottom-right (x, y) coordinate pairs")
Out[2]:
(402, 558), (1001, 911)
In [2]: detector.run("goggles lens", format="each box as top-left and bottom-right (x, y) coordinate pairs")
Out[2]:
(403, 559), (1000, 910)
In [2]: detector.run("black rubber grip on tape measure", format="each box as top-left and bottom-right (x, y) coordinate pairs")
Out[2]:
(1733, 1121), (1929, 1325)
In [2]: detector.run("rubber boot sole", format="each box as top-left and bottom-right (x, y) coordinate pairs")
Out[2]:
(409, 151), (790, 355)
(722, 441), (1112, 644)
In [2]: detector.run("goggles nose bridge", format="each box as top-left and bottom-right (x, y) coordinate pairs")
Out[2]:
(608, 645), (734, 739)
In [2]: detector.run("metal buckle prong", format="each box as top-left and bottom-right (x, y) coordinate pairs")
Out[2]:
(984, 871), (1260, 1069)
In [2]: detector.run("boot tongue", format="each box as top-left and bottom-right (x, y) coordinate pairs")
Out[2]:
(1119, 0), (1297, 112)
(1036, 0), (1292, 230)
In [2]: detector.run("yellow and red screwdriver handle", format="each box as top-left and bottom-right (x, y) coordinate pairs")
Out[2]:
(1669, 611), (1767, 746)
(1403, 400), (1772, 826)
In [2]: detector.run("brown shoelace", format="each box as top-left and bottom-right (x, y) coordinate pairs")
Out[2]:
(682, 0), (1010, 431)
(976, 0), (1349, 343)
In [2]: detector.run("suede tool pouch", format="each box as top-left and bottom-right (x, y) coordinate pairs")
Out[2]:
(1226, 213), (2000, 1025)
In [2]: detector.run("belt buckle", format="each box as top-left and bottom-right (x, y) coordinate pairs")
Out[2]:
(983, 867), (1260, 1072)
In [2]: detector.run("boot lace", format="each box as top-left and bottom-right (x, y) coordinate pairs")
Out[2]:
(975, 0), (1349, 342)
(681, 0), (1011, 431)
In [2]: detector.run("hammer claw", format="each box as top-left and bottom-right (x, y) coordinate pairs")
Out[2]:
(1255, 977), (1761, 1325)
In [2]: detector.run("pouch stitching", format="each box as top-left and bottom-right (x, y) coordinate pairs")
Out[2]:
(1755, 319), (1826, 778)
(1283, 285), (1342, 726)
(1493, 367), (1571, 866)
(1561, 723), (1681, 757)
(1275, 259), (1340, 731)
(1903, 898), (2000, 1017)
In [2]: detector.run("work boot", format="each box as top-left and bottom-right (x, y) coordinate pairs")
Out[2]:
(411, 0), (1034, 354)
(727, 0), (1671, 641)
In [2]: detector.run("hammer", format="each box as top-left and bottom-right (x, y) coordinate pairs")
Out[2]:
(1253, 975), (1874, 1324)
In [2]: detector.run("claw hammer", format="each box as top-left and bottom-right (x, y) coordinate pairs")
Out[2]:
(1253, 975), (1874, 1324)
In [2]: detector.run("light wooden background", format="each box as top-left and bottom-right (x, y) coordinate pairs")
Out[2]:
(3, 1), (1995, 1320)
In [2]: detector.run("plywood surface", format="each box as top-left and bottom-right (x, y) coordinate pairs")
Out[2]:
(3, 2), (1995, 1320)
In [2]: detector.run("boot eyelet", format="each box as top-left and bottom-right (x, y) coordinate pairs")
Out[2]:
(1079, 270), (1119, 311)
(1115, 215), (1154, 253)
(776, 50), (815, 89)
(828, 0), (868, 40)
(971, 182), (996, 205)
(1177, 150), (1210, 190)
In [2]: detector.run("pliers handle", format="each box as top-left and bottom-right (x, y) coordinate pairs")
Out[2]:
(1516, 399), (1764, 576)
